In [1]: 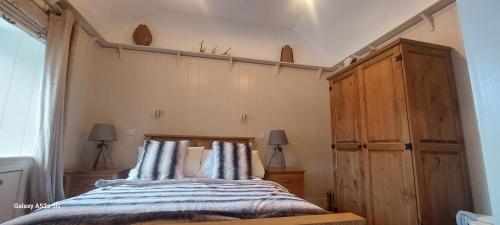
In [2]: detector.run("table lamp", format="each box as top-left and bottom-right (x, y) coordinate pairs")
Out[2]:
(267, 130), (289, 169)
(88, 123), (117, 169)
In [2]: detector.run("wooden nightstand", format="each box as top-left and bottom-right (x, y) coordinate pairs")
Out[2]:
(64, 169), (127, 197)
(264, 168), (305, 198)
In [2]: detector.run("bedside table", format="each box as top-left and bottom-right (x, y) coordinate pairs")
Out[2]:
(64, 169), (127, 197)
(264, 168), (305, 198)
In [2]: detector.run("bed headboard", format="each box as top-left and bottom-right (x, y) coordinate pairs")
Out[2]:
(144, 134), (255, 149)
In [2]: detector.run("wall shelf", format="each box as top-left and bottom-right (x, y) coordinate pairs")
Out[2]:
(63, 0), (455, 75)
(63, 1), (334, 74)
(100, 40), (334, 72)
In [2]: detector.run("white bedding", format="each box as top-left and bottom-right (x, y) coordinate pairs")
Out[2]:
(6, 178), (327, 225)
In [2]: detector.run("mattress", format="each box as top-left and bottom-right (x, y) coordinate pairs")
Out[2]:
(6, 178), (327, 225)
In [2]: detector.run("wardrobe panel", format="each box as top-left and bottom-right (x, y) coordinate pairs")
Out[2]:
(359, 45), (417, 225)
(360, 47), (409, 145)
(418, 152), (468, 225)
(401, 43), (472, 225)
(336, 150), (366, 216)
(330, 69), (366, 216)
(331, 70), (361, 146)
(368, 151), (418, 225)
(402, 48), (460, 143)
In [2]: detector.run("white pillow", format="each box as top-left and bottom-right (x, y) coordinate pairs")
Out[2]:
(184, 147), (204, 177)
(127, 146), (145, 180)
(197, 150), (265, 178)
(197, 149), (214, 178)
(251, 151), (265, 178)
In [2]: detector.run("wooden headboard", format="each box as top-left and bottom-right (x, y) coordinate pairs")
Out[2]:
(144, 134), (255, 149)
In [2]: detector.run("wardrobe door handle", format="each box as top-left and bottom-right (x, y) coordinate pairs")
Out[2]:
(358, 145), (362, 149)
(362, 143), (367, 149)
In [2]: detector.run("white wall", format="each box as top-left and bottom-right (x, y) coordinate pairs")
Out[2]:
(69, 0), (445, 67)
(293, 0), (438, 64)
(377, 3), (490, 214)
(106, 11), (331, 66)
(456, 0), (500, 221)
(64, 26), (334, 208)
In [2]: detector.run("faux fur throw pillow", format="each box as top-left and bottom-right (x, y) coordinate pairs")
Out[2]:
(211, 141), (252, 180)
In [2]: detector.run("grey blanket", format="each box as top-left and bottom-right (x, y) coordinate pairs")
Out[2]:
(5, 178), (327, 225)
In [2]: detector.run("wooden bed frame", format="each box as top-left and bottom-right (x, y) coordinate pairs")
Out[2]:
(118, 134), (256, 178)
(144, 134), (255, 149)
(139, 134), (365, 225)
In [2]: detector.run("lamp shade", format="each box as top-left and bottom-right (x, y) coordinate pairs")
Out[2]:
(268, 130), (289, 145)
(88, 124), (117, 142)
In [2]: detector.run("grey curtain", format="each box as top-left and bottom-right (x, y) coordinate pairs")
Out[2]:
(30, 9), (75, 204)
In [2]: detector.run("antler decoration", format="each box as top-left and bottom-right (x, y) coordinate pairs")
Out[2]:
(222, 47), (233, 56)
(210, 45), (218, 54)
(199, 40), (207, 53)
(198, 41), (232, 55)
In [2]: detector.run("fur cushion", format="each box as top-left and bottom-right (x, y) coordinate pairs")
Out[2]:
(211, 141), (252, 180)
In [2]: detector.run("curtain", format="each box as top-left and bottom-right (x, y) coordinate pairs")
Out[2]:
(30, 9), (75, 204)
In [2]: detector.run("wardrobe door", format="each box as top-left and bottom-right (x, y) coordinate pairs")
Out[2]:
(330, 69), (366, 217)
(401, 43), (472, 225)
(358, 46), (418, 225)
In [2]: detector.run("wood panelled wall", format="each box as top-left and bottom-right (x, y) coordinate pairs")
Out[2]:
(63, 26), (333, 207)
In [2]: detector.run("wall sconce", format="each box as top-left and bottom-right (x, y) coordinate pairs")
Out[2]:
(241, 114), (248, 121)
(154, 110), (161, 120)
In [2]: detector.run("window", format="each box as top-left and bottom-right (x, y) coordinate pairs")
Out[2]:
(0, 18), (44, 156)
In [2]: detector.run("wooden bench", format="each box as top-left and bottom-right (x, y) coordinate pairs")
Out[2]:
(136, 213), (365, 225)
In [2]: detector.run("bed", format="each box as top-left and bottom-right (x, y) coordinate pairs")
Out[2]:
(5, 135), (365, 225)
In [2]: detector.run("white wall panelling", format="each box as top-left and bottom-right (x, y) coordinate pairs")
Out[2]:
(64, 26), (334, 207)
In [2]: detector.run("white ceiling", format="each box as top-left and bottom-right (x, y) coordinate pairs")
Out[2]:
(69, 0), (439, 66)
(70, 0), (310, 31)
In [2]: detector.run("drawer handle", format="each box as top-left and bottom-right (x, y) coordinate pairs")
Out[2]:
(283, 179), (291, 183)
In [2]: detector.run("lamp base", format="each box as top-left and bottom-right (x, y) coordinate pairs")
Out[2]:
(92, 141), (115, 169)
(267, 145), (286, 169)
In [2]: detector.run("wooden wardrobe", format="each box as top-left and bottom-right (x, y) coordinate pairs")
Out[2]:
(328, 39), (472, 225)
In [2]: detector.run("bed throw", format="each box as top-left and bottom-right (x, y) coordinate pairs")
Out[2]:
(456, 211), (494, 225)
(5, 178), (327, 225)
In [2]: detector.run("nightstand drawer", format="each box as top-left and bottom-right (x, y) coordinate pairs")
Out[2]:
(265, 169), (305, 198)
(64, 169), (125, 197)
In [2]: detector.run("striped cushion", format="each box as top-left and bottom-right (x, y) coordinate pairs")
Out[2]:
(211, 141), (252, 180)
(131, 140), (189, 180)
